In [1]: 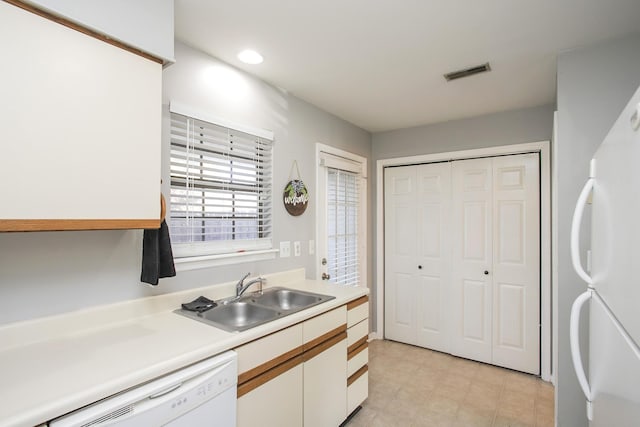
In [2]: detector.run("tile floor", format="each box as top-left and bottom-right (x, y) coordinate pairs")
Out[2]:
(347, 339), (554, 427)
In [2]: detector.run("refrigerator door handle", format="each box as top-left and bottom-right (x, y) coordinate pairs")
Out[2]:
(571, 178), (594, 285)
(570, 289), (593, 420)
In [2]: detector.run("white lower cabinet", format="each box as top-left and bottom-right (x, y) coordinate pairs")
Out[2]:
(235, 302), (367, 426)
(237, 364), (303, 427)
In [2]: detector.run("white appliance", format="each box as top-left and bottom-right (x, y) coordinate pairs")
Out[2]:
(50, 351), (237, 427)
(570, 84), (640, 425)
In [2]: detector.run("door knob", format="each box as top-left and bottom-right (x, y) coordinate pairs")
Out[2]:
(484, 270), (489, 275)
(322, 272), (331, 280)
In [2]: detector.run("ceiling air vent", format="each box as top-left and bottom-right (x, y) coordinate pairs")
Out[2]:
(444, 62), (491, 81)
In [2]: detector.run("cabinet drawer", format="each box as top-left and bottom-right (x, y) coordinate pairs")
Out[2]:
(235, 323), (303, 376)
(347, 318), (368, 347)
(347, 297), (368, 327)
(347, 370), (368, 415)
(303, 306), (346, 344)
(347, 347), (368, 377)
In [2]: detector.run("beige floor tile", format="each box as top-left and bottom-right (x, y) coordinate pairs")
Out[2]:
(535, 411), (555, 427)
(496, 403), (535, 425)
(348, 339), (554, 427)
(493, 415), (534, 427)
(425, 395), (460, 417)
(453, 406), (495, 427)
(413, 407), (457, 427)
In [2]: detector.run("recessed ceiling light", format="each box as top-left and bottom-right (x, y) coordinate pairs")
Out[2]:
(238, 49), (263, 65)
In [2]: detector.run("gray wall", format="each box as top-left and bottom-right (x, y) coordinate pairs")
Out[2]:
(555, 33), (640, 427)
(370, 104), (554, 330)
(373, 105), (554, 160)
(0, 42), (371, 326)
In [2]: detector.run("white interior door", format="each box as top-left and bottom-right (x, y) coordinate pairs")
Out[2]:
(384, 166), (418, 344)
(491, 153), (540, 374)
(384, 163), (451, 353)
(450, 158), (494, 364)
(415, 163), (451, 352)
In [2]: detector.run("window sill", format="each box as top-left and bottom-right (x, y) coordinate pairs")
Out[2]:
(174, 249), (279, 272)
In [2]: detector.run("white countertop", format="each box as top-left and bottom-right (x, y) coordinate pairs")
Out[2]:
(0, 270), (368, 427)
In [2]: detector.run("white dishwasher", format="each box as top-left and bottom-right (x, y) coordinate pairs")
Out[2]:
(50, 351), (237, 427)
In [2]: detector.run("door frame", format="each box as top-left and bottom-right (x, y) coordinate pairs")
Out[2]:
(376, 141), (552, 381)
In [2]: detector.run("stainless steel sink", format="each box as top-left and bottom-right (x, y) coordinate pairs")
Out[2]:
(245, 287), (334, 311)
(196, 301), (281, 332)
(175, 287), (335, 332)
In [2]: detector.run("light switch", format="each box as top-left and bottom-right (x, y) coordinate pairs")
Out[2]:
(309, 240), (315, 255)
(280, 241), (291, 258)
(294, 241), (301, 257)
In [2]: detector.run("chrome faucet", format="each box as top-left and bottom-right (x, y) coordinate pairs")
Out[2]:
(235, 272), (264, 299)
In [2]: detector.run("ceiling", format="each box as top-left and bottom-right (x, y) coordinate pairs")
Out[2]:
(175, 0), (640, 133)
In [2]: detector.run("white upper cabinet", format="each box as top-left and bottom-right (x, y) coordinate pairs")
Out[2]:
(0, 2), (162, 231)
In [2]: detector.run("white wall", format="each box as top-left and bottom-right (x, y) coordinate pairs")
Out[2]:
(370, 104), (554, 330)
(555, 32), (640, 427)
(24, 0), (174, 61)
(0, 42), (370, 326)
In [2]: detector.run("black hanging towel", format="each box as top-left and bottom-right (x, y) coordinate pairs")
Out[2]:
(141, 217), (176, 286)
(141, 194), (176, 285)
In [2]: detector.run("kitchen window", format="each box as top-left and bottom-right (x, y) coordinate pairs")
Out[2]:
(168, 103), (274, 262)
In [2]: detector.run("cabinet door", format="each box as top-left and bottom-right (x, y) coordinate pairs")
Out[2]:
(304, 339), (347, 427)
(237, 364), (303, 427)
(0, 2), (161, 231)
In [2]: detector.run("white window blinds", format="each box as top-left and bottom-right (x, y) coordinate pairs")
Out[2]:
(326, 168), (360, 286)
(169, 109), (273, 258)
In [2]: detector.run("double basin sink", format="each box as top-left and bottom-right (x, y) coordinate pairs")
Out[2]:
(176, 287), (335, 332)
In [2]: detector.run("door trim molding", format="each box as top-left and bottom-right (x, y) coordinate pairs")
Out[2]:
(376, 140), (552, 381)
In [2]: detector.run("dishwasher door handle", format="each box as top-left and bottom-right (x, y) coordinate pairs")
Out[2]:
(148, 382), (182, 399)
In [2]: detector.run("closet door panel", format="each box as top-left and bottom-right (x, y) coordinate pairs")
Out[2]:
(491, 154), (540, 374)
(451, 158), (493, 364)
(384, 167), (418, 344)
(415, 163), (451, 352)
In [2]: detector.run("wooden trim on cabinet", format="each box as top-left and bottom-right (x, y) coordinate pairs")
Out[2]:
(0, 219), (161, 232)
(303, 324), (347, 352)
(347, 365), (368, 387)
(303, 331), (347, 362)
(238, 344), (305, 386)
(347, 296), (369, 311)
(3, 0), (163, 64)
(237, 354), (304, 398)
(347, 340), (368, 360)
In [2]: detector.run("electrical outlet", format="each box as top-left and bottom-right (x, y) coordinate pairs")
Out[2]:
(280, 241), (291, 258)
(293, 241), (301, 257)
(309, 240), (315, 255)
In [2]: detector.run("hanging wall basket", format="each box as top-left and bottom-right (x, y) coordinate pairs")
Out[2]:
(283, 161), (309, 216)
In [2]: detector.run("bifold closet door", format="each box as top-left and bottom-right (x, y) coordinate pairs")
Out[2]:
(450, 158), (494, 364)
(384, 163), (451, 353)
(490, 154), (540, 374)
(450, 154), (540, 374)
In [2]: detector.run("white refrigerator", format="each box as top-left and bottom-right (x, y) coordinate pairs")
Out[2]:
(570, 84), (640, 425)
